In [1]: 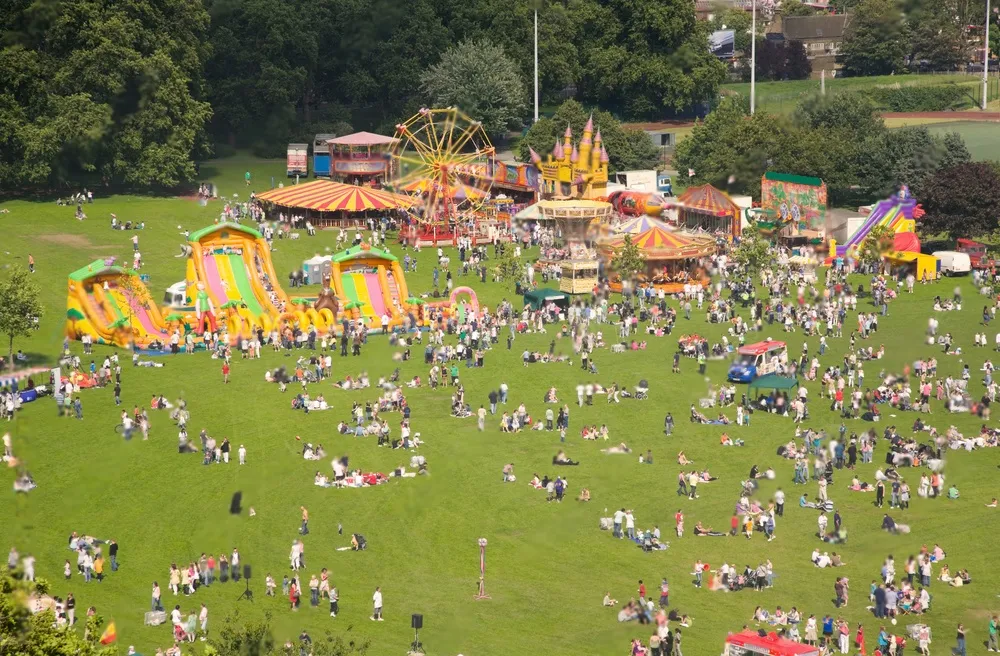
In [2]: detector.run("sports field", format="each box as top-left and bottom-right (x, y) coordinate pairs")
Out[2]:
(1, 158), (998, 655)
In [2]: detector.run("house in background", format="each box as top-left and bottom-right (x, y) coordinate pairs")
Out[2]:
(770, 14), (849, 77)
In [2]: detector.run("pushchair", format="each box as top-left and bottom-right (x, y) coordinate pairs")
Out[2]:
(634, 379), (649, 401)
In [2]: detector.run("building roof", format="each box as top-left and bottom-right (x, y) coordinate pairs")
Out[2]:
(782, 15), (848, 40)
(327, 131), (397, 146)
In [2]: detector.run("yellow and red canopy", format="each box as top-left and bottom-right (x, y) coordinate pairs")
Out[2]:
(256, 180), (417, 212)
(601, 225), (716, 260)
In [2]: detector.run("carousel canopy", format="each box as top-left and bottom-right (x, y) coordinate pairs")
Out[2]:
(614, 215), (671, 235)
(256, 180), (417, 212)
(601, 225), (716, 260)
(674, 184), (738, 217)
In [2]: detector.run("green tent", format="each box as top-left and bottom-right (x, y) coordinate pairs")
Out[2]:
(523, 288), (568, 311)
(747, 374), (798, 395)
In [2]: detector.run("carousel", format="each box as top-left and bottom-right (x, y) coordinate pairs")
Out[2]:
(527, 116), (612, 294)
(599, 222), (716, 293)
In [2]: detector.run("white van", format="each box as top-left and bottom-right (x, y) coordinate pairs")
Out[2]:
(933, 251), (971, 276)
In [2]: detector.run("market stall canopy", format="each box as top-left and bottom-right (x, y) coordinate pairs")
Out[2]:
(256, 180), (417, 212)
(671, 184), (739, 216)
(327, 131), (397, 147)
(524, 288), (568, 310)
(747, 374), (799, 394)
(601, 225), (716, 260)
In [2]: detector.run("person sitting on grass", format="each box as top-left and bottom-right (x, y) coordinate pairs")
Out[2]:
(553, 450), (579, 466)
(693, 521), (726, 537)
(602, 443), (632, 455)
(677, 451), (693, 465)
(603, 591), (618, 607)
(577, 488), (591, 502)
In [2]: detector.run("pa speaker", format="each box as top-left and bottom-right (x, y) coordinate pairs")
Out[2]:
(411, 613), (423, 629)
(229, 492), (243, 515)
(243, 564), (252, 580)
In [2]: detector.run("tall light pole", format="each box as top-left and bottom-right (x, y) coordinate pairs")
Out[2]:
(534, 7), (540, 123)
(750, 0), (757, 115)
(984, 0), (992, 111)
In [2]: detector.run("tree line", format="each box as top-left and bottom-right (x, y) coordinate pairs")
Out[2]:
(0, 0), (726, 189)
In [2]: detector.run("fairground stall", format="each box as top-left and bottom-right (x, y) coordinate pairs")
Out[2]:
(598, 222), (715, 294)
(670, 184), (741, 238)
(327, 131), (396, 185)
(724, 631), (819, 656)
(255, 180), (416, 228)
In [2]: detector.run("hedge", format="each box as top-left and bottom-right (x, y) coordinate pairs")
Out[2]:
(865, 85), (971, 112)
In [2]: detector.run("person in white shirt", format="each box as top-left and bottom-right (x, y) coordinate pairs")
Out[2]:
(625, 511), (636, 539)
(613, 508), (625, 538)
(198, 604), (208, 638)
(371, 586), (383, 621)
(238, 444), (247, 465)
(171, 606), (182, 627)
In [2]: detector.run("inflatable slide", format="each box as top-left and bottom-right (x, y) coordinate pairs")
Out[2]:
(329, 245), (410, 329)
(834, 187), (921, 257)
(66, 260), (170, 348)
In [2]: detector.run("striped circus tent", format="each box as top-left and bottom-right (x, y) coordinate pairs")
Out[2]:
(601, 224), (716, 260)
(614, 215), (671, 235)
(256, 180), (417, 212)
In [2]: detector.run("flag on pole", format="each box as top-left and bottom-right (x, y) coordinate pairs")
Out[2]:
(688, 169), (695, 178)
(99, 621), (117, 645)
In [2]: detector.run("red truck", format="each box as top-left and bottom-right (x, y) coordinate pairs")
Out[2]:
(956, 238), (995, 270)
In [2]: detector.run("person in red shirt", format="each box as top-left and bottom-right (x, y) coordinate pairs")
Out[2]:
(730, 514), (739, 536)
(674, 510), (684, 537)
(637, 579), (646, 602)
(222, 362), (230, 384)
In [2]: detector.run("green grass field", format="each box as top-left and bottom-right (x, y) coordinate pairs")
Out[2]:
(922, 122), (1000, 162)
(722, 73), (993, 116)
(1, 157), (999, 656)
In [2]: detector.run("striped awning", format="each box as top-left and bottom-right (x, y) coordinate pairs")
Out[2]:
(614, 216), (671, 235)
(601, 225), (716, 260)
(256, 180), (417, 212)
(675, 184), (738, 217)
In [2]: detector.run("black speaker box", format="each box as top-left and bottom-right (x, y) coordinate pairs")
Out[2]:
(411, 613), (423, 629)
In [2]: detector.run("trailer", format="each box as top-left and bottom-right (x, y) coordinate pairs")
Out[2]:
(287, 143), (308, 178)
(313, 133), (335, 178)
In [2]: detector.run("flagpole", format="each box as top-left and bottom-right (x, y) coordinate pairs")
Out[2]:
(534, 8), (539, 123)
(750, 0), (757, 115)
(984, 0), (992, 111)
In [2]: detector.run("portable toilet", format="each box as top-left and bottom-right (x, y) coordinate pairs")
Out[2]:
(303, 255), (332, 285)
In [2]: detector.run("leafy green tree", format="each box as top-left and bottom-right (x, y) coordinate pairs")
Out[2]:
(794, 93), (886, 136)
(495, 245), (524, 290)
(610, 234), (645, 285)
(207, 608), (368, 656)
(518, 100), (659, 173)
(0, 266), (42, 371)
(906, 0), (968, 70)
(919, 162), (1000, 241)
(732, 224), (775, 278)
(781, 1), (817, 16)
(841, 0), (909, 76)
(1, 0), (212, 187)
(0, 571), (114, 656)
(857, 224), (895, 268)
(673, 98), (830, 198)
(420, 39), (528, 138)
(574, 0), (727, 118)
(830, 0), (862, 10)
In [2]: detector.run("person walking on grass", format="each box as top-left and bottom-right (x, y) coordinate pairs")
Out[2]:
(300, 507), (309, 535)
(222, 361), (230, 384)
(371, 586), (383, 621)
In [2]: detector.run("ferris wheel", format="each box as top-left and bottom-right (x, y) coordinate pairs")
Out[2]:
(389, 107), (496, 226)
